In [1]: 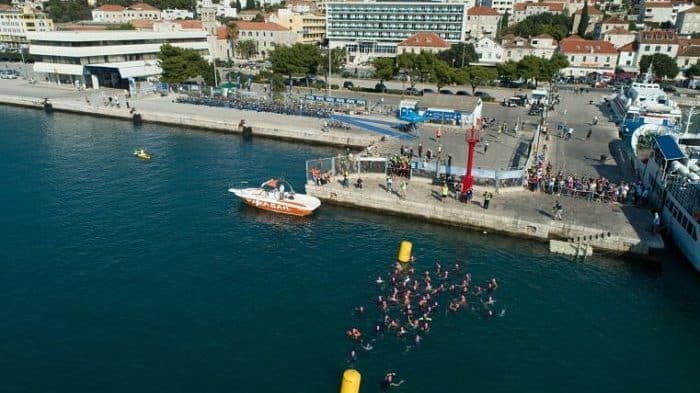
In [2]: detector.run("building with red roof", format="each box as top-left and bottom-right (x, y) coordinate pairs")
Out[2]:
(466, 6), (501, 39)
(558, 36), (619, 75)
(92, 2), (161, 24)
(233, 21), (297, 59)
(512, 2), (565, 25)
(397, 32), (451, 55)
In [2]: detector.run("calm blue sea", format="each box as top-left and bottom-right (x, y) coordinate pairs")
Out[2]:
(1, 106), (699, 393)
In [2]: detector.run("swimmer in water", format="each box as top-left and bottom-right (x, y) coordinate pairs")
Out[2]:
(383, 373), (405, 389)
(355, 305), (365, 315)
(348, 350), (357, 362)
(376, 276), (385, 284)
(483, 296), (495, 307)
(414, 334), (422, 344)
(361, 342), (373, 351)
(397, 326), (407, 337)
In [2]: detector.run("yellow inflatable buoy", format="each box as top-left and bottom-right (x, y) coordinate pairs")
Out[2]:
(339, 369), (361, 393)
(397, 240), (412, 263)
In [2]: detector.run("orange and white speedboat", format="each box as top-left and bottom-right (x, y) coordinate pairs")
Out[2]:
(228, 178), (321, 217)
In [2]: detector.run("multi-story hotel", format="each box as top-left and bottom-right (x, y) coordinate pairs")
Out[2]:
(326, 1), (467, 63)
(0, 6), (53, 50)
(28, 30), (209, 89)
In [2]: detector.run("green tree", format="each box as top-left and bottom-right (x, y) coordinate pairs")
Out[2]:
(639, 54), (680, 79)
(505, 13), (572, 41)
(372, 57), (397, 81)
(518, 55), (545, 87)
(397, 52), (435, 89)
(496, 60), (518, 81)
(685, 63), (700, 78)
(269, 43), (322, 79)
(577, 0), (589, 37)
(245, 0), (254, 9)
(253, 12), (265, 22)
(545, 53), (570, 80)
(497, 11), (509, 40)
(234, 0), (242, 12)
(320, 47), (347, 76)
(464, 66), (498, 94)
(429, 59), (454, 91)
(158, 43), (213, 85)
(236, 39), (257, 59)
(45, 0), (91, 23)
(436, 43), (478, 68)
(452, 67), (469, 85)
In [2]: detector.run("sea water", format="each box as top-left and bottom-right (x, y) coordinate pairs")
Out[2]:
(1, 106), (699, 393)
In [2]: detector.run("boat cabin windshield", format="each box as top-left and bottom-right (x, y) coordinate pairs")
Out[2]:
(260, 178), (295, 194)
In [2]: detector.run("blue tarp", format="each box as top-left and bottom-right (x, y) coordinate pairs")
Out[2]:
(655, 135), (685, 161)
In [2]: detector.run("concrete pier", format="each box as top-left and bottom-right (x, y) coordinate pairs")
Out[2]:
(306, 175), (664, 256)
(0, 93), (380, 148)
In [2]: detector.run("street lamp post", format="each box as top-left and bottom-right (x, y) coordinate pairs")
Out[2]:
(327, 45), (332, 97)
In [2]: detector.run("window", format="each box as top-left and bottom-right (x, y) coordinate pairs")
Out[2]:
(645, 45), (650, 51)
(667, 45), (672, 52)
(570, 55), (574, 61)
(655, 45), (660, 52)
(583, 56), (587, 62)
(594, 56), (598, 62)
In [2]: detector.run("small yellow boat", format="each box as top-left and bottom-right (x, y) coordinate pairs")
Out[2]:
(133, 148), (151, 160)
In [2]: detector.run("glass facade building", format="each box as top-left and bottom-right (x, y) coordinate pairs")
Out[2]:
(326, 2), (467, 62)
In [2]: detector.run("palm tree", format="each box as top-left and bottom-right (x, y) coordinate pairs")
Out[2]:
(226, 21), (240, 60)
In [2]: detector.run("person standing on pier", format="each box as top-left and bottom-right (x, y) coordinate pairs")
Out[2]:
(441, 183), (449, 202)
(418, 144), (423, 158)
(553, 200), (563, 220)
(483, 191), (493, 209)
(386, 175), (393, 193)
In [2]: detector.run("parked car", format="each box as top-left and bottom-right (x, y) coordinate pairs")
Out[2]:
(421, 88), (435, 94)
(662, 84), (677, 93)
(374, 83), (387, 93)
(502, 97), (519, 107)
(343, 80), (354, 89)
(439, 89), (454, 95)
(0, 71), (17, 79)
(404, 87), (422, 96)
(474, 91), (492, 100)
(455, 90), (470, 96)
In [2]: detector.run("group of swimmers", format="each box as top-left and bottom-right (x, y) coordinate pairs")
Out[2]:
(344, 258), (504, 389)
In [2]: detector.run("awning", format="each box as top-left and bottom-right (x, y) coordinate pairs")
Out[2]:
(655, 135), (685, 161)
(84, 60), (162, 79)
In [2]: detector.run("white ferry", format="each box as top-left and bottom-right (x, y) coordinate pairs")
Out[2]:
(641, 133), (700, 270)
(609, 67), (683, 135)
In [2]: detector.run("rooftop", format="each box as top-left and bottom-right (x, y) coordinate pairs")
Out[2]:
(574, 5), (602, 14)
(603, 27), (633, 35)
(514, 2), (565, 11)
(216, 26), (229, 40)
(602, 16), (627, 24)
(680, 5), (700, 13)
(644, 2), (674, 8)
(178, 20), (203, 29)
(639, 29), (678, 44)
(559, 36), (617, 54)
(94, 4), (126, 12)
(467, 6), (500, 16)
(398, 32), (451, 48)
(618, 41), (637, 52)
(129, 19), (154, 29)
(233, 21), (288, 31)
(127, 2), (160, 11)
(26, 30), (207, 42)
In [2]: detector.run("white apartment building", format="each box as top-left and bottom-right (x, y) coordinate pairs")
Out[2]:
(677, 6), (700, 35)
(676, 40), (700, 73)
(617, 41), (638, 70)
(91, 5), (126, 23)
(565, 0), (597, 13)
(466, 6), (501, 39)
(501, 33), (557, 62)
(161, 9), (194, 20)
(27, 30), (209, 88)
(490, 0), (518, 15)
(473, 36), (504, 65)
(558, 36), (618, 75)
(196, 0), (238, 19)
(0, 6), (54, 50)
(637, 29), (680, 66)
(594, 16), (627, 38)
(639, 1), (694, 25)
(326, 1), (468, 63)
(512, 2), (564, 25)
(92, 3), (162, 24)
(233, 21), (297, 59)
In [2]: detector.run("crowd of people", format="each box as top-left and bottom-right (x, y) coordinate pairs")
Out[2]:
(527, 161), (651, 204)
(344, 255), (505, 389)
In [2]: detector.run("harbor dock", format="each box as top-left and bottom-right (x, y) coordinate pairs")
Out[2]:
(306, 175), (664, 256)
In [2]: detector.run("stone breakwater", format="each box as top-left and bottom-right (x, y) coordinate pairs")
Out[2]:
(0, 94), (380, 149)
(306, 176), (664, 257)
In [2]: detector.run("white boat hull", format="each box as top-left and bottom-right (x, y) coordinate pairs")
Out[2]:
(229, 187), (321, 216)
